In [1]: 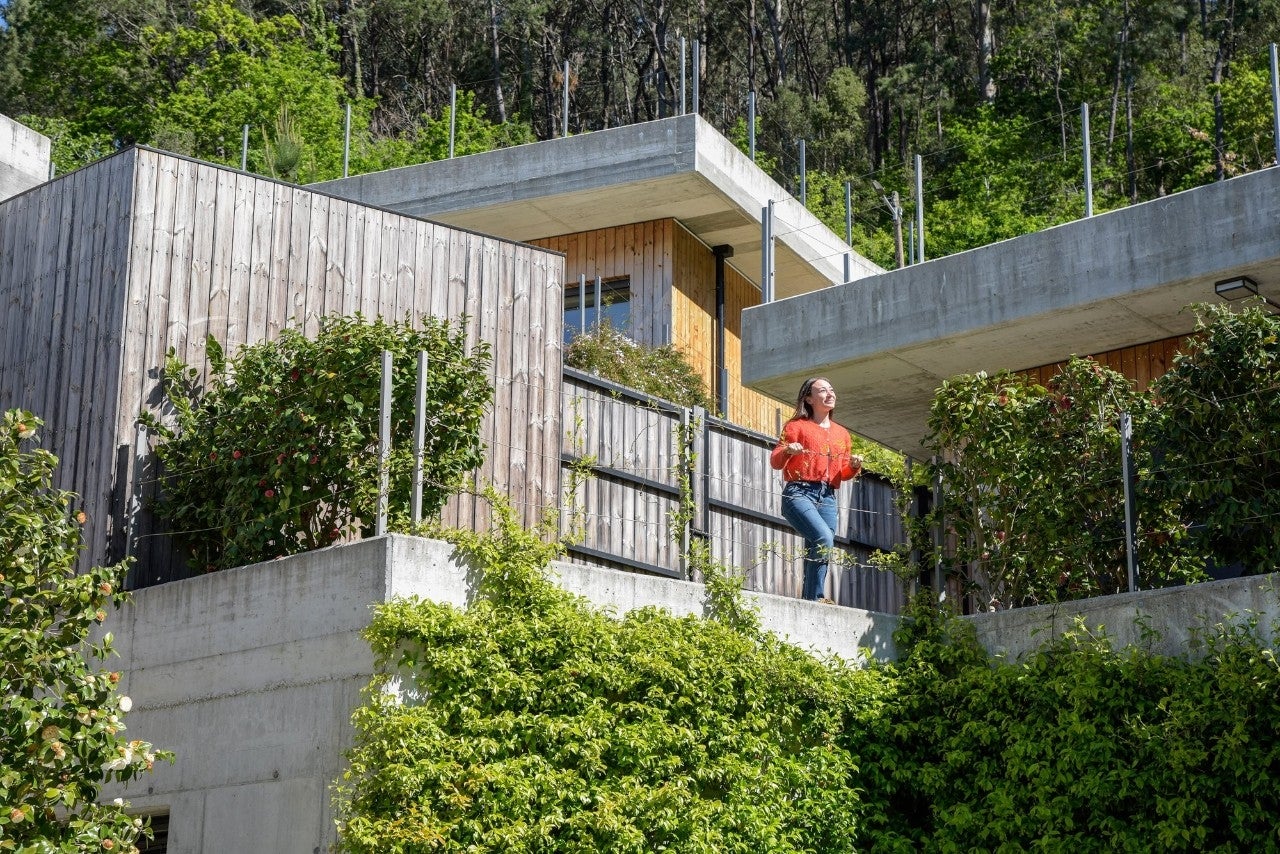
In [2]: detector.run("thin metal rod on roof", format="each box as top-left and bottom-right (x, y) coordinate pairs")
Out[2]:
(680, 38), (687, 115)
(761, 200), (774, 303)
(562, 61), (570, 138)
(411, 351), (428, 524)
(376, 350), (392, 537)
(692, 40), (700, 115)
(914, 154), (925, 263)
(342, 104), (351, 178)
(1082, 103), (1094, 217)
(798, 139), (806, 206)
(1270, 44), (1280, 167)
(240, 125), (249, 171)
(449, 84), (457, 158)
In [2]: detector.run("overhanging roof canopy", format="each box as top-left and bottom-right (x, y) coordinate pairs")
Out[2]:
(743, 165), (1280, 458)
(313, 115), (881, 298)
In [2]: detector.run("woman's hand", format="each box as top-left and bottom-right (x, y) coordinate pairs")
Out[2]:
(785, 442), (805, 456)
(850, 453), (864, 469)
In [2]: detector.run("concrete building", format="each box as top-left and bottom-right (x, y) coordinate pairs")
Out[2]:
(0, 114), (49, 201)
(741, 165), (1280, 457)
(315, 114), (882, 435)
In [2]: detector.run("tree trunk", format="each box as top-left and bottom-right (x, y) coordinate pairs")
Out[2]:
(974, 0), (996, 102)
(488, 0), (507, 123)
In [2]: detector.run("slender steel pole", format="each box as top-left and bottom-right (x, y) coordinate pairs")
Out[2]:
(342, 104), (351, 177)
(449, 84), (457, 158)
(680, 37), (687, 115)
(240, 124), (249, 171)
(798, 139), (807, 206)
(411, 352), (428, 524)
(914, 154), (925, 263)
(760, 201), (774, 303)
(1082, 102), (1094, 217)
(562, 60), (570, 138)
(376, 350), (393, 536)
(692, 40), (700, 115)
(593, 275), (602, 330)
(578, 273), (586, 335)
(843, 180), (853, 283)
(1121, 412), (1139, 591)
(1270, 44), (1280, 167)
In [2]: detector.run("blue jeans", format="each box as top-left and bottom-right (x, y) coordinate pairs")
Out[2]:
(781, 481), (837, 600)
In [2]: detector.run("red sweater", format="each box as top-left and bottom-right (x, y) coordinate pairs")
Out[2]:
(770, 418), (861, 488)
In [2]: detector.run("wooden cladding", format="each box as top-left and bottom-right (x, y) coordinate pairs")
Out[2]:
(0, 147), (565, 584)
(537, 218), (790, 438)
(1021, 335), (1192, 391)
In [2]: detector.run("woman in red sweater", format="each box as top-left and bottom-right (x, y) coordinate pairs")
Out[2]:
(770, 377), (863, 602)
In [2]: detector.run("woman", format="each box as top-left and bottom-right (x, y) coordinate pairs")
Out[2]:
(770, 377), (863, 602)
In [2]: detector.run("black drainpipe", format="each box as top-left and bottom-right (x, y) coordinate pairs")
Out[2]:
(712, 244), (734, 417)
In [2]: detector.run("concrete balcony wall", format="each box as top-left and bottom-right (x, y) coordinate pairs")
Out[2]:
(0, 114), (50, 201)
(100, 534), (1278, 852)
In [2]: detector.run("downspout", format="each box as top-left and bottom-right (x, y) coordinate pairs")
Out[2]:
(712, 245), (734, 417)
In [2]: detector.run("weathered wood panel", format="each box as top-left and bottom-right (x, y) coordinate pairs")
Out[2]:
(2, 146), (565, 584)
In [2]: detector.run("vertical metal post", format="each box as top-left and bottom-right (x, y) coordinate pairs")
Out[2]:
(562, 60), (570, 138)
(931, 456), (944, 598)
(748, 91), (757, 161)
(342, 104), (351, 177)
(376, 350), (393, 536)
(798, 139), (807, 206)
(1120, 412), (1139, 592)
(449, 84), (457, 158)
(1082, 102), (1094, 217)
(680, 37), (687, 115)
(593, 275), (602, 330)
(411, 351), (428, 525)
(679, 407), (694, 577)
(1270, 44), (1280, 167)
(692, 40), (700, 115)
(49, 162), (56, 181)
(761, 200), (774, 303)
(577, 273), (587, 336)
(240, 124), (249, 171)
(914, 154), (925, 263)
(843, 180), (853, 283)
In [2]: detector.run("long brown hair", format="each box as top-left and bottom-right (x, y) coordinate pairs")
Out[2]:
(790, 377), (832, 421)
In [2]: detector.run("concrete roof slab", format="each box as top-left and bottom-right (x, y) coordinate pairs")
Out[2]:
(313, 116), (882, 297)
(743, 166), (1280, 458)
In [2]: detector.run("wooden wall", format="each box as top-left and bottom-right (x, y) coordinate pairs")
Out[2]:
(1021, 334), (1192, 390)
(0, 147), (565, 584)
(536, 218), (790, 438)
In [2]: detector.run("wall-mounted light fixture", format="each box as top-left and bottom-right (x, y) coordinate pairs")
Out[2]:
(1214, 275), (1280, 310)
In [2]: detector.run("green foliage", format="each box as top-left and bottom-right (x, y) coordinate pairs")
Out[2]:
(140, 313), (491, 572)
(921, 358), (1203, 609)
(1144, 303), (1280, 576)
(0, 410), (168, 852)
(564, 321), (715, 413)
(336, 504), (880, 853)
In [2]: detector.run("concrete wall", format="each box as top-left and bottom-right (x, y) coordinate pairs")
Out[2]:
(0, 114), (50, 200)
(100, 534), (1278, 852)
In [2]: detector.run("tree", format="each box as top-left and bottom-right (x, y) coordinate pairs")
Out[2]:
(0, 410), (167, 852)
(141, 313), (493, 572)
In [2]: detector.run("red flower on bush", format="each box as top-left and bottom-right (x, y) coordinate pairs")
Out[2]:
(264, 489), (275, 499)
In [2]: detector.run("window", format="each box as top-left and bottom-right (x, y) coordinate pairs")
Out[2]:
(136, 812), (169, 853)
(564, 277), (630, 344)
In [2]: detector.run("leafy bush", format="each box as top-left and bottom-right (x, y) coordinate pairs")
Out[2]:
(564, 321), (715, 412)
(334, 508), (1280, 852)
(0, 410), (167, 851)
(141, 313), (491, 572)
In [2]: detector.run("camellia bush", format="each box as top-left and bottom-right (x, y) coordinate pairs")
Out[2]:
(0, 410), (168, 852)
(333, 505), (1280, 852)
(141, 313), (492, 572)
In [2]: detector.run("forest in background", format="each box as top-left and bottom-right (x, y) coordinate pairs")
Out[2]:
(2, 0), (1278, 267)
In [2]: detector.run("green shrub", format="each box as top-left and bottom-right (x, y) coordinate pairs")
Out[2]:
(564, 321), (715, 412)
(0, 410), (168, 851)
(141, 313), (491, 571)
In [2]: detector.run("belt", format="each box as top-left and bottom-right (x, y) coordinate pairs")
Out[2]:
(787, 479), (834, 491)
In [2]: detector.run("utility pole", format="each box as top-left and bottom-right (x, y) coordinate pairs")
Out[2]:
(873, 180), (905, 268)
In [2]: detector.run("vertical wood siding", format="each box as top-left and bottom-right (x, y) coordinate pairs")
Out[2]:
(538, 220), (792, 437)
(1021, 335), (1192, 390)
(1, 147), (565, 583)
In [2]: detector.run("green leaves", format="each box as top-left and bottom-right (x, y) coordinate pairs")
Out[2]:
(141, 312), (493, 572)
(1, 410), (168, 851)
